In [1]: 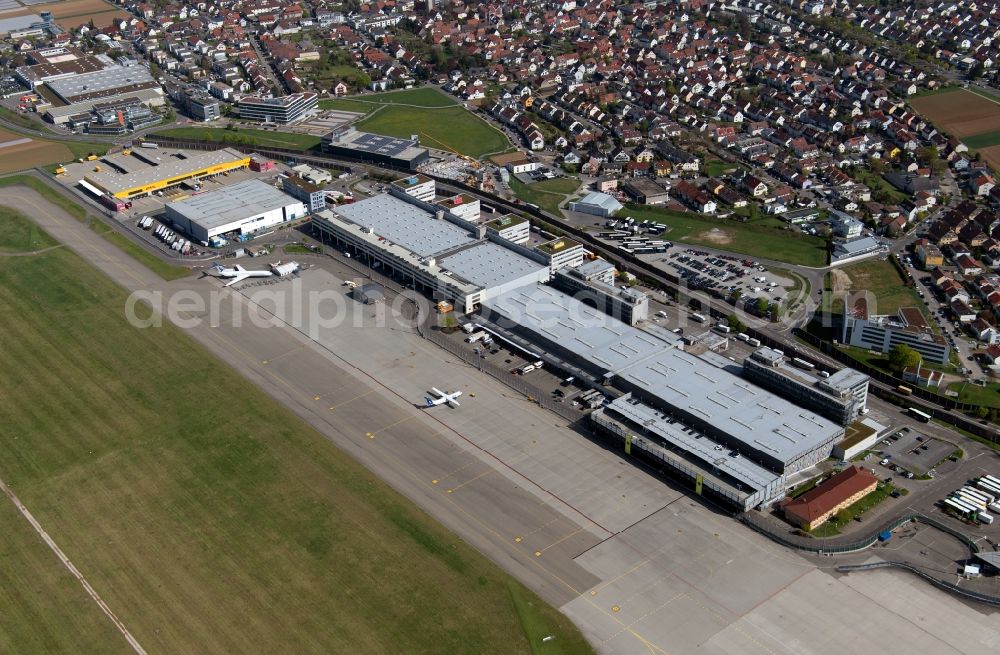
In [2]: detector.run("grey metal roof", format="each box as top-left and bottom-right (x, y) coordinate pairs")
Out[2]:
(485, 285), (665, 370)
(573, 191), (623, 212)
(440, 242), (547, 288)
(606, 396), (782, 492)
(47, 65), (155, 101)
(333, 194), (475, 258)
(165, 180), (300, 230)
(484, 285), (842, 464)
(820, 368), (869, 394)
(617, 349), (842, 465)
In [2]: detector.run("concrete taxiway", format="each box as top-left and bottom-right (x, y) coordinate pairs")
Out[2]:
(4, 183), (1000, 655)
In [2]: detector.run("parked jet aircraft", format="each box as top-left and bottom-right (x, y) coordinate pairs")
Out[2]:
(211, 263), (272, 287)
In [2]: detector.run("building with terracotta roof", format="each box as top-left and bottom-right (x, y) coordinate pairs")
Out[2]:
(783, 466), (878, 530)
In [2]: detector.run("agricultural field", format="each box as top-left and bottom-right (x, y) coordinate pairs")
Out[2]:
(0, 128), (72, 175)
(0, 208), (591, 654)
(622, 204), (829, 267)
(0, 0), (130, 29)
(910, 87), (1000, 167)
(355, 104), (512, 159)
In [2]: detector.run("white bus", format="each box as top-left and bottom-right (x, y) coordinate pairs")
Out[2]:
(908, 407), (931, 423)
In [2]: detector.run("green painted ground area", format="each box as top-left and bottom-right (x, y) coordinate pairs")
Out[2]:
(0, 208), (593, 654)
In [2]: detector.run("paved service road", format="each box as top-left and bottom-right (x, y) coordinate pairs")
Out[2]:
(4, 183), (1000, 655)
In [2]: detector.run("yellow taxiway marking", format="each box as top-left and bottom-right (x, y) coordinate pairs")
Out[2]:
(446, 468), (494, 492)
(538, 528), (583, 554)
(368, 412), (421, 436)
(328, 388), (378, 411)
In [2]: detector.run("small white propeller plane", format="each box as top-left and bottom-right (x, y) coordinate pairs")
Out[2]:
(211, 262), (272, 287)
(425, 387), (462, 408)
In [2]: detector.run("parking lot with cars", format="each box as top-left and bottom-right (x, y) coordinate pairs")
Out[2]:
(870, 426), (959, 477)
(661, 249), (792, 301)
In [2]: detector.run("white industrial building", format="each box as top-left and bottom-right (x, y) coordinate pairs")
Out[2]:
(435, 194), (480, 222)
(312, 193), (551, 313)
(392, 174), (436, 202)
(164, 179), (306, 242)
(569, 191), (623, 217)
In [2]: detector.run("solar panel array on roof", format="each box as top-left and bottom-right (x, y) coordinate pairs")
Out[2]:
(353, 132), (413, 157)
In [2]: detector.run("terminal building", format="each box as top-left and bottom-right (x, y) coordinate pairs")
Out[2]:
(312, 193), (550, 313)
(164, 179), (306, 242)
(237, 92), (317, 124)
(482, 285), (844, 510)
(324, 127), (429, 171)
(85, 147), (251, 200)
(742, 348), (870, 426)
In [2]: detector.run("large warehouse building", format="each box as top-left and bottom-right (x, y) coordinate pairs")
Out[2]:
(481, 285), (844, 510)
(164, 179), (306, 242)
(85, 147), (251, 199)
(323, 127), (429, 171)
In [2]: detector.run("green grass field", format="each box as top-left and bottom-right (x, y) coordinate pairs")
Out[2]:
(0, 498), (130, 653)
(509, 177), (574, 216)
(0, 106), (54, 133)
(839, 259), (921, 317)
(0, 205), (57, 252)
(0, 210), (592, 654)
(621, 204), (829, 267)
(317, 98), (377, 114)
(356, 105), (511, 159)
(153, 127), (322, 150)
(321, 87), (459, 109)
(0, 175), (189, 280)
(946, 381), (1000, 408)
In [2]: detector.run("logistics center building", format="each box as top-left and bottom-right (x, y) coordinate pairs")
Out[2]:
(164, 179), (306, 242)
(84, 147), (251, 199)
